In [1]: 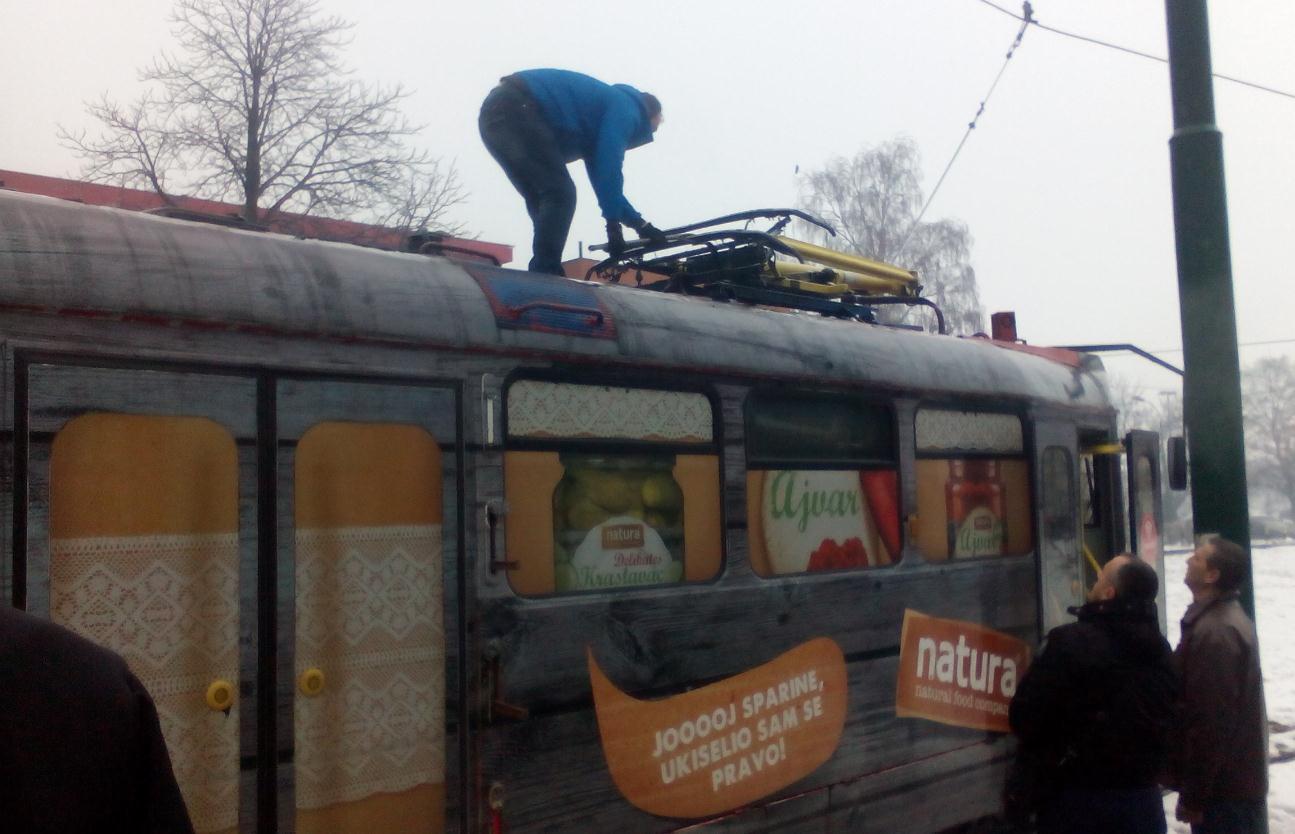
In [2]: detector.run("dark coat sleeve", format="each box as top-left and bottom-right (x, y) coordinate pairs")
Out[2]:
(1009, 628), (1080, 754)
(1174, 624), (1248, 808)
(123, 668), (197, 834)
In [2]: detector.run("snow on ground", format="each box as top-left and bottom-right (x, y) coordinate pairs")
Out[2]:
(1161, 543), (1295, 833)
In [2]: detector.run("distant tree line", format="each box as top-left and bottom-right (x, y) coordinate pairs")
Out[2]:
(1241, 356), (1295, 528)
(1110, 354), (1295, 540)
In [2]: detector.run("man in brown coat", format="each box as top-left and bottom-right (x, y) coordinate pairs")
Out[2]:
(1172, 535), (1267, 833)
(0, 604), (195, 834)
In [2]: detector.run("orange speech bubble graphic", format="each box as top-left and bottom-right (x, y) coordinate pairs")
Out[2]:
(588, 638), (847, 819)
(894, 609), (1032, 733)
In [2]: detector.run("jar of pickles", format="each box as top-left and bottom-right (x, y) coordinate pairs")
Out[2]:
(552, 453), (685, 591)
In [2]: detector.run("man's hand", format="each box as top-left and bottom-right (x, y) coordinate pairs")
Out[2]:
(605, 222), (626, 259)
(631, 219), (669, 246)
(1175, 797), (1204, 825)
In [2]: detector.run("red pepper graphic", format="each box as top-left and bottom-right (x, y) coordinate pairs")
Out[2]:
(860, 470), (901, 561)
(808, 537), (870, 571)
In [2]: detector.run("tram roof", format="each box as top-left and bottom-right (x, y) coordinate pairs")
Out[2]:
(0, 190), (1111, 412)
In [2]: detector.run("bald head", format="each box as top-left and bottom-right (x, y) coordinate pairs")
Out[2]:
(1089, 554), (1159, 603)
(1089, 555), (1129, 603)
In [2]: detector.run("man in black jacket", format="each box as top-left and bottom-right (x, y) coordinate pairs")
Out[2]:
(0, 605), (195, 834)
(1009, 555), (1177, 834)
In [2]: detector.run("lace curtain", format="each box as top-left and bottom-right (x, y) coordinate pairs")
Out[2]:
(294, 524), (445, 812)
(51, 533), (241, 833)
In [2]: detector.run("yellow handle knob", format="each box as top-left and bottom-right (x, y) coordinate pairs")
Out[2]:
(299, 667), (326, 697)
(206, 679), (235, 712)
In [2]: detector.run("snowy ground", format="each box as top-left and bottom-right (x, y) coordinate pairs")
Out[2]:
(1161, 543), (1295, 833)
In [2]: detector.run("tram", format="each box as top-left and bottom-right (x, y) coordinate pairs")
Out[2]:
(0, 189), (1165, 833)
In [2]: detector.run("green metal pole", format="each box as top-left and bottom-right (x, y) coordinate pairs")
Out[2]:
(1165, 18), (1262, 830)
(1163, 3), (1253, 614)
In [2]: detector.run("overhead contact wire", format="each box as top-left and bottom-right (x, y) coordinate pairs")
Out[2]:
(974, 0), (1295, 101)
(897, 2), (1033, 255)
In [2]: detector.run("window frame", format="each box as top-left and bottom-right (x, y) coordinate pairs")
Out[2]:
(744, 389), (902, 577)
(912, 402), (1034, 564)
(745, 389), (899, 471)
(500, 371), (726, 597)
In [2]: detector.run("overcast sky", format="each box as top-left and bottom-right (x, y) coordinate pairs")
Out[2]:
(3, 0), (1292, 398)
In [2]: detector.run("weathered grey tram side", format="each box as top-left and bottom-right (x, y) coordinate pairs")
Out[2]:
(0, 191), (507, 832)
(17, 364), (263, 824)
(475, 383), (1049, 833)
(0, 190), (1130, 834)
(465, 258), (1120, 829)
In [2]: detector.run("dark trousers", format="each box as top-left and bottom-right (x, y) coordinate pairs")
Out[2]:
(479, 80), (575, 276)
(1037, 786), (1167, 834)
(1192, 799), (1267, 834)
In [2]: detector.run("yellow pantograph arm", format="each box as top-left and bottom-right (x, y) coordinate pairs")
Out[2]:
(770, 261), (909, 296)
(773, 236), (919, 294)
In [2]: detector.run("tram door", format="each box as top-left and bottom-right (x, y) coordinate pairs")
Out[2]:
(24, 362), (461, 834)
(278, 379), (461, 834)
(1125, 430), (1166, 634)
(1034, 420), (1084, 633)
(1079, 438), (1127, 596)
(29, 363), (255, 834)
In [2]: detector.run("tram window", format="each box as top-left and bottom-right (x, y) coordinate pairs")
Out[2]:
(745, 395), (900, 575)
(1079, 450), (1119, 587)
(913, 408), (1032, 560)
(1081, 456), (1099, 527)
(1132, 455), (1160, 563)
(747, 394), (895, 467)
(1042, 449), (1077, 540)
(503, 380), (723, 595)
(49, 413), (241, 833)
(1041, 447), (1083, 627)
(294, 422), (446, 832)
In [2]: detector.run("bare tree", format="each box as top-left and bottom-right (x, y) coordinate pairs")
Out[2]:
(370, 159), (468, 238)
(798, 137), (983, 334)
(1100, 374), (1195, 541)
(60, 0), (465, 231)
(62, 93), (184, 200)
(1242, 356), (1295, 519)
(1105, 373), (1158, 439)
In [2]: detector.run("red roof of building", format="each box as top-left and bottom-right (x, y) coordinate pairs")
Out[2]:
(0, 169), (512, 266)
(561, 257), (670, 284)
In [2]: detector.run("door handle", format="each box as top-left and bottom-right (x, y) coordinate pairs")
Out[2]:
(482, 640), (529, 723)
(206, 679), (236, 712)
(487, 502), (519, 574)
(299, 667), (326, 697)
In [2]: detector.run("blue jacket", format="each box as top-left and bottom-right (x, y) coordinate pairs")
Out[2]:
(515, 68), (655, 224)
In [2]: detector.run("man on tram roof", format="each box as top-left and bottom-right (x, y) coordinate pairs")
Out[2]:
(479, 68), (669, 276)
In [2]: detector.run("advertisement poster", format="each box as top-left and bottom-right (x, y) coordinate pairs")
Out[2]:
(894, 610), (1031, 733)
(504, 451), (722, 595)
(553, 454), (685, 591)
(589, 638), (847, 818)
(504, 381), (723, 595)
(746, 470), (900, 574)
(913, 459), (1032, 561)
